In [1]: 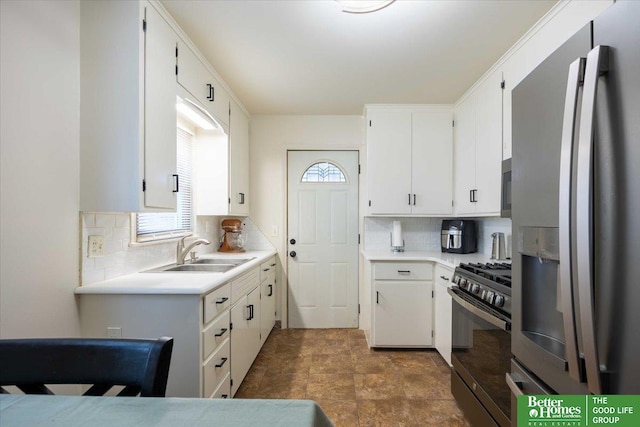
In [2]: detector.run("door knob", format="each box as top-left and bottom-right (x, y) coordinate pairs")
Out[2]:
(290, 238), (296, 245)
(289, 251), (297, 258)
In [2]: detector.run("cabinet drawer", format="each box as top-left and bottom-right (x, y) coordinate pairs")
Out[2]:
(259, 257), (276, 282)
(435, 264), (454, 287)
(374, 262), (433, 280)
(203, 338), (230, 398)
(210, 373), (231, 399)
(203, 283), (231, 324)
(202, 312), (230, 359)
(231, 268), (259, 304)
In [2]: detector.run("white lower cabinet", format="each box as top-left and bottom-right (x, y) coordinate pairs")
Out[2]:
(230, 273), (261, 397)
(78, 259), (278, 399)
(259, 257), (277, 345)
(434, 264), (454, 366)
(370, 262), (434, 347)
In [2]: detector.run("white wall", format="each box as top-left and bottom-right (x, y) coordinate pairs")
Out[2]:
(249, 116), (364, 326)
(0, 1), (81, 338)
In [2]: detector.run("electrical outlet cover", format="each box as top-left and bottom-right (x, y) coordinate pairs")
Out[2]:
(88, 235), (105, 258)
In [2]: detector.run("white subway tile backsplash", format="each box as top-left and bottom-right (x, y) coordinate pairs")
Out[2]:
(80, 213), (273, 286)
(363, 216), (512, 255)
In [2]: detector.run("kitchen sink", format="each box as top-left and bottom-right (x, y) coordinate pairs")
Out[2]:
(142, 257), (255, 273)
(162, 264), (235, 273)
(192, 258), (255, 265)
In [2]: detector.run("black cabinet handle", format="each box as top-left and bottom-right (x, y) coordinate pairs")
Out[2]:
(268, 284), (273, 297)
(207, 83), (214, 101)
(172, 174), (179, 193)
(215, 357), (228, 368)
(270, 263), (276, 267)
(239, 193), (245, 204)
(215, 297), (229, 305)
(246, 304), (254, 320)
(469, 189), (473, 203)
(440, 276), (450, 281)
(398, 270), (411, 274)
(214, 328), (228, 337)
(413, 194), (416, 206)
(408, 194), (411, 205)
(376, 291), (380, 304)
(263, 268), (270, 272)
(290, 239), (296, 245)
(289, 251), (296, 258)
(221, 394), (228, 399)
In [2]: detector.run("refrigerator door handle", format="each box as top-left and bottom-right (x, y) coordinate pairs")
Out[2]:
(558, 57), (586, 384)
(576, 45), (609, 395)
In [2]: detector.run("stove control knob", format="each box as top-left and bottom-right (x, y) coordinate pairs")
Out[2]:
(485, 291), (495, 304)
(459, 278), (467, 289)
(494, 295), (505, 307)
(453, 276), (460, 285)
(479, 289), (486, 300)
(471, 284), (480, 294)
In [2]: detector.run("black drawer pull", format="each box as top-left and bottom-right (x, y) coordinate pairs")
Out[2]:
(215, 357), (228, 368)
(215, 297), (229, 305)
(221, 394), (228, 399)
(214, 328), (228, 337)
(268, 284), (273, 297)
(270, 263), (276, 267)
(398, 270), (411, 274)
(263, 268), (270, 272)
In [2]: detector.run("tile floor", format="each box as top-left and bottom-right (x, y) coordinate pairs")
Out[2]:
(235, 328), (471, 427)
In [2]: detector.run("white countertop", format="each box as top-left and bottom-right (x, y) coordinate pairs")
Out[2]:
(361, 249), (499, 269)
(74, 250), (277, 296)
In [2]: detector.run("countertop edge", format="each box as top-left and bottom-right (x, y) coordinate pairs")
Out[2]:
(360, 250), (496, 269)
(74, 249), (277, 296)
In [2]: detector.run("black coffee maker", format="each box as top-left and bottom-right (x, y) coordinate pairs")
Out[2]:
(441, 220), (477, 254)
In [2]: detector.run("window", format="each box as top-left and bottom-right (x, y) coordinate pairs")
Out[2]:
(136, 127), (194, 242)
(301, 161), (347, 183)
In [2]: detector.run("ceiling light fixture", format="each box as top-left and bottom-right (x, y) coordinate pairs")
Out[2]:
(336, 0), (396, 14)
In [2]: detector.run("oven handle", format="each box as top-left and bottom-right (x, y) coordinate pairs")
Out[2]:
(448, 288), (510, 331)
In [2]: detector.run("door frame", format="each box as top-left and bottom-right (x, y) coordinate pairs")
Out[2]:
(283, 148), (362, 329)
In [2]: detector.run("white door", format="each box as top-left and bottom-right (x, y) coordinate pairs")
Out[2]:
(287, 151), (359, 328)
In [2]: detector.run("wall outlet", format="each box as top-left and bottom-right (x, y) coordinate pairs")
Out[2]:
(271, 226), (278, 237)
(88, 235), (104, 258)
(106, 327), (122, 338)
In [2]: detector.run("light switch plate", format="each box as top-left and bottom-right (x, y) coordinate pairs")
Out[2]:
(88, 235), (105, 258)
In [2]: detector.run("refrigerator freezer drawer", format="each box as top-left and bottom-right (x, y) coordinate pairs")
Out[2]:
(509, 359), (553, 427)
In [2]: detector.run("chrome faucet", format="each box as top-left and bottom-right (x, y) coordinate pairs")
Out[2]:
(176, 236), (211, 265)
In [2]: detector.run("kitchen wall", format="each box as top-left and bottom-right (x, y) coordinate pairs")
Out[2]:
(249, 115), (365, 326)
(363, 217), (512, 257)
(0, 1), (81, 338)
(80, 214), (273, 285)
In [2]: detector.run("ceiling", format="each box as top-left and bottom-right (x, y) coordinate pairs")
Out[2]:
(161, 0), (557, 115)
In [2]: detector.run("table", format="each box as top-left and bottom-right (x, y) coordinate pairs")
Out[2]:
(0, 395), (334, 427)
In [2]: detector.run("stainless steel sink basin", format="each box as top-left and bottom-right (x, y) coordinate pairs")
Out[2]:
(163, 264), (235, 273)
(193, 257), (255, 265)
(142, 257), (255, 273)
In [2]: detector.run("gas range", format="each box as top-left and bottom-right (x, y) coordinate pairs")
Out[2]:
(452, 262), (512, 316)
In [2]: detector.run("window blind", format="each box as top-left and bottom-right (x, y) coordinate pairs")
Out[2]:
(136, 127), (194, 241)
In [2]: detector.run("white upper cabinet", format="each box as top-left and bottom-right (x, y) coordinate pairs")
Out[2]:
(453, 71), (503, 216)
(177, 40), (230, 128)
(228, 99), (250, 216)
(366, 107), (453, 216)
(80, 1), (177, 212)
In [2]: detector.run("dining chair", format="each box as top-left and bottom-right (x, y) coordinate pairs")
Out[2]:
(0, 336), (173, 397)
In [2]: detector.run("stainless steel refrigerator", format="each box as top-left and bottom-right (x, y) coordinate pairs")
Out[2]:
(508, 0), (640, 419)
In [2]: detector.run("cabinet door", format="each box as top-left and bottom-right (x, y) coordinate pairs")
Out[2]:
(247, 286), (262, 361)
(260, 271), (276, 344)
(373, 281), (432, 346)
(453, 95), (477, 215)
(230, 295), (252, 396)
(411, 111), (453, 215)
(143, 5), (177, 209)
(366, 110), (412, 215)
(229, 99), (250, 215)
(474, 73), (503, 215)
(434, 266), (453, 366)
(177, 40), (230, 127)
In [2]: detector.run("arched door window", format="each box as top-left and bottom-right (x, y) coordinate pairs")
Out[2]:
(300, 161), (347, 183)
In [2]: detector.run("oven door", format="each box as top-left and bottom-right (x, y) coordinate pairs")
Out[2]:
(449, 287), (512, 427)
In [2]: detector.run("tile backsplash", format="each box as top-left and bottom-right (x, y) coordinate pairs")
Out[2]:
(80, 214), (272, 285)
(363, 216), (512, 257)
